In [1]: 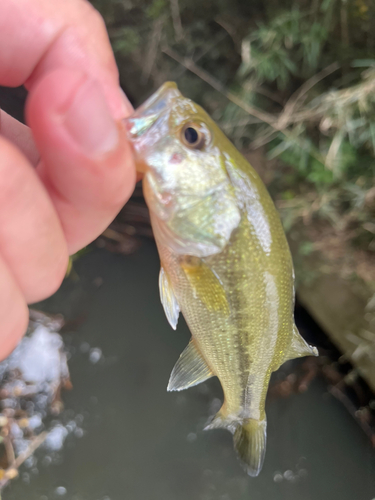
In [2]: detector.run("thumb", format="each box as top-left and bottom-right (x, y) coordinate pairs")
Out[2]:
(26, 69), (136, 254)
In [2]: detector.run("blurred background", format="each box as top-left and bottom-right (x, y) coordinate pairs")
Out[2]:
(0, 0), (375, 498)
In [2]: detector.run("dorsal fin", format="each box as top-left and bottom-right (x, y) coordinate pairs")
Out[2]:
(167, 339), (214, 392)
(290, 325), (318, 358)
(280, 326), (318, 367)
(159, 266), (180, 330)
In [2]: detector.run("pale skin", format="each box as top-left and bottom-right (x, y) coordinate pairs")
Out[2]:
(0, 0), (137, 359)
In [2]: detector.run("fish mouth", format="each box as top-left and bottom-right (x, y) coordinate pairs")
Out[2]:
(124, 82), (181, 172)
(126, 82), (180, 136)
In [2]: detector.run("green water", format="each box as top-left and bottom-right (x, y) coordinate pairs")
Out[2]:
(4, 243), (375, 500)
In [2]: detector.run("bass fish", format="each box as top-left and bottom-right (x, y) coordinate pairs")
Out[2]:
(125, 82), (318, 476)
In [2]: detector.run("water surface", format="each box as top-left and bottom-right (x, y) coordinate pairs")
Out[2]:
(4, 243), (375, 500)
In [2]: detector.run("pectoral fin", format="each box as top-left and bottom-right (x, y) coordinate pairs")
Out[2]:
(180, 256), (230, 315)
(167, 339), (214, 391)
(159, 266), (180, 330)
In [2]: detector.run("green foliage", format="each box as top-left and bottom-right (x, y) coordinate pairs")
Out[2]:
(238, 8), (329, 90)
(88, 0), (375, 261)
(146, 0), (168, 19)
(223, 2), (375, 259)
(111, 27), (141, 55)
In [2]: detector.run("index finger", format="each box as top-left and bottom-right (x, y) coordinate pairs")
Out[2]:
(0, 0), (131, 119)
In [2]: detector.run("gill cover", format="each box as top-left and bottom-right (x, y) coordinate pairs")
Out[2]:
(125, 82), (241, 257)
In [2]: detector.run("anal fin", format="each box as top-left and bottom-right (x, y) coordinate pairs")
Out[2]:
(167, 339), (214, 391)
(159, 266), (180, 330)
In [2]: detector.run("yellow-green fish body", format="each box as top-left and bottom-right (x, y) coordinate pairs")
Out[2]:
(126, 83), (317, 476)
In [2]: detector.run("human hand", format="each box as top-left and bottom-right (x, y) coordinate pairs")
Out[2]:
(0, 0), (136, 358)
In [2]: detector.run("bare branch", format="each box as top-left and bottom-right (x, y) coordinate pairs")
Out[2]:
(162, 46), (277, 126)
(162, 46), (326, 164)
(0, 432), (48, 490)
(169, 0), (183, 41)
(142, 17), (165, 84)
(276, 62), (340, 129)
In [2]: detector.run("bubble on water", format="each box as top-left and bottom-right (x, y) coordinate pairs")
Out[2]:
(197, 384), (209, 395)
(2, 398), (16, 409)
(28, 414), (43, 430)
(298, 468), (308, 478)
(24, 456), (36, 469)
(35, 393), (49, 408)
(42, 455), (52, 467)
(10, 422), (23, 439)
(80, 342), (90, 353)
(209, 398), (222, 414)
(22, 472), (30, 483)
(45, 425), (68, 451)
(55, 486), (67, 496)
(283, 470), (294, 481)
(8, 325), (64, 383)
(74, 428), (84, 438)
(89, 348), (102, 364)
(187, 432), (197, 442)
(273, 472), (283, 483)
(14, 437), (30, 455)
(66, 420), (77, 433)
(75, 414), (84, 424)
(25, 401), (35, 413)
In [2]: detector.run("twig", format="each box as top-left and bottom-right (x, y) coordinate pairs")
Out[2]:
(172, 32), (228, 80)
(3, 435), (15, 466)
(214, 16), (241, 48)
(250, 129), (279, 150)
(162, 47), (326, 164)
(276, 62), (340, 129)
(163, 46), (277, 126)
(340, 0), (350, 49)
(0, 431), (48, 490)
(169, 0), (183, 42)
(221, 117), (264, 130)
(252, 85), (285, 105)
(142, 17), (165, 84)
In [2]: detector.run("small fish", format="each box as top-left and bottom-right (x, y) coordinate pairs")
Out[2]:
(125, 82), (318, 476)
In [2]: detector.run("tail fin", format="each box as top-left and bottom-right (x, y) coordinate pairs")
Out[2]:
(205, 411), (267, 477)
(233, 418), (267, 477)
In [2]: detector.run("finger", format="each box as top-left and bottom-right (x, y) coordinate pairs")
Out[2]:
(0, 253), (29, 360)
(0, 109), (39, 166)
(27, 69), (136, 254)
(0, 136), (68, 303)
(0, 0), (133, 120)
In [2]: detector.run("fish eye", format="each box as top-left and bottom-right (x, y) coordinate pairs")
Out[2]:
(181, 123), (207, 150)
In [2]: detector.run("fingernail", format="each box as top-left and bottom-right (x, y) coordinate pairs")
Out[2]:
(63, 78), (119, 157)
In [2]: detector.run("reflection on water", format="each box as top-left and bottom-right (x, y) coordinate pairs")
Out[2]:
(4, 242), (375, 500)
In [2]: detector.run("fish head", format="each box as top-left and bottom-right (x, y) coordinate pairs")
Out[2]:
(125, 82), (241, 257)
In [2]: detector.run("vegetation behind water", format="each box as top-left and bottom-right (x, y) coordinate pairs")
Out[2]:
(90, 0), (375, 289)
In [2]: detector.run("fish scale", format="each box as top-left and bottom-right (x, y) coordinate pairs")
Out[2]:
(125, 82), (318, 476)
